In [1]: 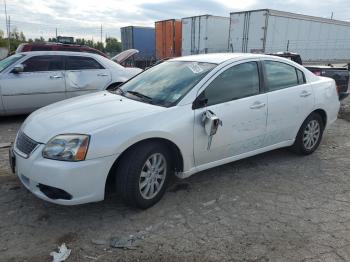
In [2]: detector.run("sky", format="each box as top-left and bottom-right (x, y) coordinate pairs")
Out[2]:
(1, 0), (350, 42)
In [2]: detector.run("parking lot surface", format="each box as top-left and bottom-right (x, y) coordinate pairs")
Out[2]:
(1, 98), (350, 261)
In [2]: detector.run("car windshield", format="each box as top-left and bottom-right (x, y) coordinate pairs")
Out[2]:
(116, 61), (217, 107)
(0, 54), (25, 73)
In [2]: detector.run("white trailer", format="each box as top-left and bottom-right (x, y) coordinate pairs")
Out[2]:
(229, 9), (350, 63)
(182, 15), (230, 56)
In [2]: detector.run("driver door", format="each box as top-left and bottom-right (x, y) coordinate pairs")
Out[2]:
(1, 55), (66, 114)
(193, 61), (267, 166)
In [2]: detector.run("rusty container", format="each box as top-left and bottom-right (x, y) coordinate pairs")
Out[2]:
(155, 19), (182, 60)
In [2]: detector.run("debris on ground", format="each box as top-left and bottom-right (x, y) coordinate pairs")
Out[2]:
(110, 236), (137, 250)
(50, 243), (71, 262)
(202, 199), (216, 207)
(0, 142), (11, 149)
(91, 239), (108, 245)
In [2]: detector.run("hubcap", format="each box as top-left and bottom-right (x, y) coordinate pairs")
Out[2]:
(303, 120), (321, 150)
(139, 153), (167, 200)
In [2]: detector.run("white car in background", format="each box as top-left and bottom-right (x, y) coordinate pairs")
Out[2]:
(0, 51), (142, 116)
(10, 53), (340, 209)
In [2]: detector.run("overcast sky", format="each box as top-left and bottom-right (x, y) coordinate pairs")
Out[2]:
(1, 0), (350, 42)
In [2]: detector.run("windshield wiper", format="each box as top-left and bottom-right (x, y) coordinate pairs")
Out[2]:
(126, 91), (153, 102)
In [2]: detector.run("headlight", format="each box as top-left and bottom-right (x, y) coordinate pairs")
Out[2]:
(42, 134), (90, 161)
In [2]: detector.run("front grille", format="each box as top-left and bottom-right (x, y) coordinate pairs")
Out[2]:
(15, 132), (38, 157)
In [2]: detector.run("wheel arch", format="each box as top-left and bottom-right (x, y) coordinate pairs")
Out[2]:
(105, 137), (184, 194)
(312, 108), (327, 128)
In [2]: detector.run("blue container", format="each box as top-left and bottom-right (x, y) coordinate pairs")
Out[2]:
(121, 26), (155, 61)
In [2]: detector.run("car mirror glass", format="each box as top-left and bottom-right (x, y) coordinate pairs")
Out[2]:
(12, 64), (24, 74)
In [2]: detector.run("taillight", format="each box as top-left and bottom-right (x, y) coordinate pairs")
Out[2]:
(336, 85), (340, 95)
(314, 71), (321, 76)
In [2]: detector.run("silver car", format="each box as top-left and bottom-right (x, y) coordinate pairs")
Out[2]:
(0, 51), (142, 116)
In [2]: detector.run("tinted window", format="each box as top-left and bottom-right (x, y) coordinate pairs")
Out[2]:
(296, 69), (306, 84)
(204, 62), (260, 106)
(22, 55), (64, 72)
(66, 56), (104, 70)
(264, 61), (299, 91)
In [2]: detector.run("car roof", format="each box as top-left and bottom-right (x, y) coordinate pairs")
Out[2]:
(17, 51), (102, 58)
(171, 53), (269, 64)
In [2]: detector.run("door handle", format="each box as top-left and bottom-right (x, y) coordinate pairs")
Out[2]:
(250, 102), (266, 109)
(97, 73), (109, 77)
(300, 90), (312, 97)
(50, 75), (63, 79)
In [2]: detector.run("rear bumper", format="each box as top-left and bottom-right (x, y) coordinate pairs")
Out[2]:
(13, 145), (117, 205)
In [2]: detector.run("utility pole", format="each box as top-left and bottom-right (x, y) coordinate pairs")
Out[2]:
(331, 12), (334, 19)
(100, 24), (103, 43)
(4, 0), (10, 51)
(55, 28), (58, 41)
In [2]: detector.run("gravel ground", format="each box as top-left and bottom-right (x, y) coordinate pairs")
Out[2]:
(0, 98), (350, 262)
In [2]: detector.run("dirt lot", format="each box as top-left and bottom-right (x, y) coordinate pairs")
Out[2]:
(1, 99), (350, 262)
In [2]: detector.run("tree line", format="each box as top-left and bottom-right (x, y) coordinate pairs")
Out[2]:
(0, 28), (122, 55)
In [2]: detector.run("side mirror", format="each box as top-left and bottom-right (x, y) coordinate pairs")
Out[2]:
(12, 64), (24, 74)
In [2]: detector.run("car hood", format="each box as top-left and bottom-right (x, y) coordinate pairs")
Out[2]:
(111, 49), (139, 64)
(21, 91), (165, 143)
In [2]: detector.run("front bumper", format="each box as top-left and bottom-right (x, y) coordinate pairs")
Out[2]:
(13, 145), (117, 205)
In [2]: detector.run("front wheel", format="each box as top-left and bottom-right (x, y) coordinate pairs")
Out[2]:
(116, 142), (171, 209)
(291, 113), (324, 155)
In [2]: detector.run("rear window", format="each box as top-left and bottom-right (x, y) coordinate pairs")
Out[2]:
(65, 56), (104, 70)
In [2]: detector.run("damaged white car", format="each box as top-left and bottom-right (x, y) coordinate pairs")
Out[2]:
(10, 53), (340, 209)
(0, 51), (142, 116)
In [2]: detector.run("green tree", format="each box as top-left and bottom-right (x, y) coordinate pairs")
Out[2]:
(93, 41), (105, 52)
(105, 37), (122, 56)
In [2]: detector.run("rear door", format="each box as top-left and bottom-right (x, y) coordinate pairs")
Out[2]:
(262, 60), (314, 146)
(1, 55), (66, 114)
(65, 55), (112, 98)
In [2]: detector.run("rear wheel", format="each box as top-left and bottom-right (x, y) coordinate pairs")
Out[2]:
(291, 113), (324, 155)
(116, 142), (171, 209)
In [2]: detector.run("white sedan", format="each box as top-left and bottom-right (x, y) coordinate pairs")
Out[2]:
(0, 51), (142, 116)
(10, 53), (340, 209)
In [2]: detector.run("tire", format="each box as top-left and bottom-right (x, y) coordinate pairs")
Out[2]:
(116, 142), (172, 209)
(291, 113), (324, 155)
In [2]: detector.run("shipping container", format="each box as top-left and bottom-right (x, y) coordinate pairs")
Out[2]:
(121, 26), (155, 61)
(181, 15), (230, 56)
(229, 9), (350, 63)
(155, 19), (182, 59)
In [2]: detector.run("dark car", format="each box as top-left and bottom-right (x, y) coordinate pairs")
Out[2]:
(16, 42), (108, 58)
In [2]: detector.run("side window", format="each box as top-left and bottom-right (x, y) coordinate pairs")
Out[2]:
(264, 61), (299, 91)
(22, 56), (64, 72)
(204, 62), (260, 106)
(296, 69), (306, 84)
(66, 56), (104, 70)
